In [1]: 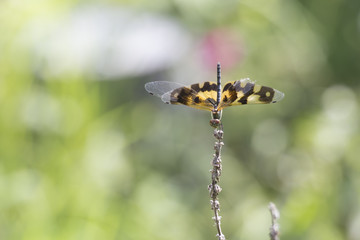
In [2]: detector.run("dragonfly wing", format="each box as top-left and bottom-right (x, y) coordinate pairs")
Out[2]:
(145, 81), (185, 99)
(218, 79), (284, 110)
(145, 81), (218, 111)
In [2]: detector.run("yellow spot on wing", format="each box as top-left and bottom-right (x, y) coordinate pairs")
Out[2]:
(254, 84), (261, 93)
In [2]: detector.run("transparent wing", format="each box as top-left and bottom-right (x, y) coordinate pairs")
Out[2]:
(145, 81), (185, 100)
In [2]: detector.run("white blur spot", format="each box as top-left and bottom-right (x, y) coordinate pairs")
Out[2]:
(84, 129), (129, 192)
(20, 89), (62, 133)
(7, 170), (40, 204)
(314, 85), (358, 161)
(20, 5), (191, 79)
(322, 85), (357, 122)
(20, 89), (84, 135)
(348, 211), (360, 240)
(236, 207), (269, 240)
(251, 119), (287, 157)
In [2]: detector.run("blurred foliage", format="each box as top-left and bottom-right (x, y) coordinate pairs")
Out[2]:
(1, 0), (360, 239)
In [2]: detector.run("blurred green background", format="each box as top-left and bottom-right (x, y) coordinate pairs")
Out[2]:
(1, 0), (360, 239)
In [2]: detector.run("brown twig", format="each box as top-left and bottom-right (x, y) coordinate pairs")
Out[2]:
(208, 119), (225, 240)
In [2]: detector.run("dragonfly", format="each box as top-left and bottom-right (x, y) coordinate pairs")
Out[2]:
(145, 63), (284, 121)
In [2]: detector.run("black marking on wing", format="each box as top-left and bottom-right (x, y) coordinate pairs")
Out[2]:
(170, 87), (194, 105)
(194, 96), (200, 103)
(255, 86), (275, 103)
(206, 98), (217, 106)
(223, 82), (232, 91)
(236, 82), (255, 104)
(222, 82), (240, 104)
(190, 82), (217, 93)
(201, 82), (217, 92)
(191, 83), (200, 92)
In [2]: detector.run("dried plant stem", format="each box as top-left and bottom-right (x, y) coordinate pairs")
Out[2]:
(208, 120), (225, 240)
(269, 202), (280, 240)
